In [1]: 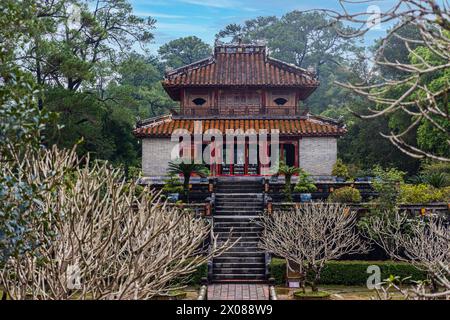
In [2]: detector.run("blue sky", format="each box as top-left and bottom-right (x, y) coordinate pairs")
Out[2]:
(130, 0), (394, 53)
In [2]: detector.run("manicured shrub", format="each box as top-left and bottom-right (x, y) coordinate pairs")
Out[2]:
(398, 184), (449, 204)
(332, 159), (350, 180)
(185, 263), (207, 286)
(328, 186), (362, 203)
(293, 169), (317, 193)
(270, 258), (427, 286)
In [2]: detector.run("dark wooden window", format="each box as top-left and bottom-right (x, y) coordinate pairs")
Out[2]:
(192, 98), (207, 106)
(274, 98), (288, 106)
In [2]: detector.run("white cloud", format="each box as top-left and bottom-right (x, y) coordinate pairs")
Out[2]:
(134, 11), (185, 19)
(179, 0), (235, 8)
(156, 22), (216, 34)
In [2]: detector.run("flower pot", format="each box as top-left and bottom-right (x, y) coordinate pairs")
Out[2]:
(300, 193), (312, 202)
(335, 177), (346, 183)
(154, 290), (187, 300)
(167, 193), (179, 202)
(293, 290), (331, 300)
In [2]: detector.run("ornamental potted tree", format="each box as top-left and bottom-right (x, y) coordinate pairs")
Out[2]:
(332, 159), (350, 183)
(162, 174), (184, 202)
(277, 161), (301, 202)
(294, 169), (317, 202)
(167, 160), (210, 203)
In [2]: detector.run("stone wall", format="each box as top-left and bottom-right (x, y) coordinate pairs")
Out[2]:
(299, 137), (337, 176)
(142, 138), (178, 177)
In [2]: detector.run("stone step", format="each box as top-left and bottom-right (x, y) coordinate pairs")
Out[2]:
(215, 211), (262, 216)
(214, 225), (261, 231)
(216, 203), (263, 208)
(218, 251), (265, 258)
(223, 246), (262, 253)
(214, 219), (260, 225)
(215, 206), (264, 212)
(213, 262), (264, 269)
(215, 193), (262, 197)
(216, 184), (263, 189)
(218, 241), (259, 248)
(216, 188), (263, 193)
(214, 226), (263, 233)
(214, 215), (261, 221)
(213, 267), (265, 274)
(213, 256), (265, 264)
(215, 210), (262, 214)
(216, 232), (261, 238)
(212, 274), (266, 281)
(217, 236), (260, 242)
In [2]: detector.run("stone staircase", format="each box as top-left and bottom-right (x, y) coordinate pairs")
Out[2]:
(211, 178), (266, 282)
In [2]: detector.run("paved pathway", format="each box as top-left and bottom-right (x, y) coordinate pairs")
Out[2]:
(207, 283), (269, 300)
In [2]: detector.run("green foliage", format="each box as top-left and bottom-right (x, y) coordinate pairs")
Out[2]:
(417, 162), (450, 188)
(398, 184), (449, 204)
(158, 36), (212, 69)
(184, 263), (207, 286)
(332, 159), (350, 180)
(277, 161), (301, 201)
(106, 53), (176, 119)
(167, 160), (210, 202)
(358, 166), (406, 236)
(336, 102), (420, 176)
(371, 166), (406, 212)
(162, 174), (184, 194)
(294, 169), (317, 193)
(328, 186), (362, 203)
(270, 259), (427, 286)
(0, 0), (58, 261)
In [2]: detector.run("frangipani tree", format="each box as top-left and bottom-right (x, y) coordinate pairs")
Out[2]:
(258, 202), (367, 292)
(0, 147), (229, 300)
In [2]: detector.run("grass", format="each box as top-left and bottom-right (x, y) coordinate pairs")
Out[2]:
(276, 285), (407, 300)
(293, 290), (331, 300)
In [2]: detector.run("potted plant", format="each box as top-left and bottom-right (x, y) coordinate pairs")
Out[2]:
(332, 159), (350, 182)
(167, 160), (210, 203)
(277, 161), (301, 202)
(162, 174), (184, 202)
(328, 186), (362, 203)
(294, 169), (317, 202)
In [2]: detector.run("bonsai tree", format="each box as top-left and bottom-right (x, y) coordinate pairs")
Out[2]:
(277, 161), (301, 202)
(332, 159), (350, 181)
(328, 186), (362, 203)
(167, 160), (210, 202)
(294, 169), (317, 193)
(162, 174), (184, 201)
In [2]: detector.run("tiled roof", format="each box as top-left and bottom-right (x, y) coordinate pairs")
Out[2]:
(162, 45), (319, 99)
(134, 115), (346, 138)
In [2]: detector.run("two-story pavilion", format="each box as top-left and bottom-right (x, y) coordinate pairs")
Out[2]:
(134, 43), (346, 182)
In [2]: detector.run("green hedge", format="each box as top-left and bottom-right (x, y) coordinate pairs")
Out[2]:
(184, 263), (207, 286)
(270, 259), (427, 286)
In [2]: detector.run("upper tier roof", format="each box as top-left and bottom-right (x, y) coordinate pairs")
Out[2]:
(162, 44), (319, 100)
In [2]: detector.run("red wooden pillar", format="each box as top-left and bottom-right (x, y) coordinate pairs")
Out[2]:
(294, 140), (299, 168)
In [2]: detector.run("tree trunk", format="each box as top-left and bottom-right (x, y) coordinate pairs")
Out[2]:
(285, 174), (292, 202)
(184, 176), (190, 203)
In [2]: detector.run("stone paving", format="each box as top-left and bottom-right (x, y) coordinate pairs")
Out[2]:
(207, 283), (269, 300)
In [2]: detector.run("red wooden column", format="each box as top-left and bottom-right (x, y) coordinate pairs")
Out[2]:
(294, 140), (299, 168)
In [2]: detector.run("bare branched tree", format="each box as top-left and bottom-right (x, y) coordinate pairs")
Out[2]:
(258, 202), (367, 292)
(368, 211), (449, 299)
(0, 146), (229, 300)
(315, 0), (450, 161)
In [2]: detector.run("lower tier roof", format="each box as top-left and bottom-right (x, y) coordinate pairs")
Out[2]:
(134, 115), (346, 138)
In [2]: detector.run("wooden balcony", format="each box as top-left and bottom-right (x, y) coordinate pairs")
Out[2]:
(181, 106), (298, 117)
